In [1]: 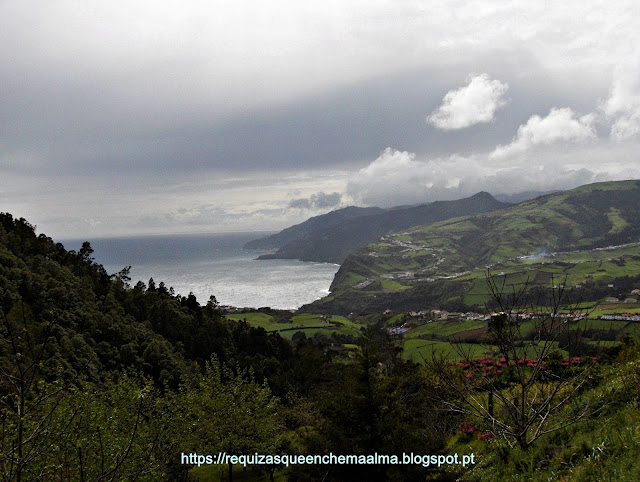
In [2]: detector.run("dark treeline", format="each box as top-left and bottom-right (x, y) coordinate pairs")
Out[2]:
(0, 213), (296, 392)
(0, 213), (448, 481)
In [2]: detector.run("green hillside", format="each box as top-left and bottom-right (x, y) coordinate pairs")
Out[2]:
(305, 180), (640, 314)
(248, 192), (509, 263)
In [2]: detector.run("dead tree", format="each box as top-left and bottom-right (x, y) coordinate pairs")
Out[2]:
(431, 271), (597, 450)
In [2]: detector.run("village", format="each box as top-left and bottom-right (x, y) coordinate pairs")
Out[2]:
(386, 287), (640, 336)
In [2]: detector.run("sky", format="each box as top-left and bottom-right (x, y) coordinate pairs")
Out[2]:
(1, 1), (640, 239)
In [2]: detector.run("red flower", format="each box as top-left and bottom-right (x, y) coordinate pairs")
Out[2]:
(479, 432), (495, 441)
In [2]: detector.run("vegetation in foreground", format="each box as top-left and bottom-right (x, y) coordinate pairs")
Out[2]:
(3, 211), (640, 481)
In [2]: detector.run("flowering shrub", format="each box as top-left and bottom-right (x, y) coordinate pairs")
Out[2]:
(449, 356), (597, 382)
(478, 432), (495, 442)
(458, 421), (476, 434)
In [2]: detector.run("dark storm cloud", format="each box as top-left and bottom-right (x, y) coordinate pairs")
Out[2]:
(0, 57), (608, 178)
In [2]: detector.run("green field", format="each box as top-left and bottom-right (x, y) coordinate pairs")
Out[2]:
(224, 312), (362, 339)
(401, 338), (570, 362)
(312, 181), (640, 315)
(401, 339), (500, 362)
(395, 313), (635, 363)
(403, 319), (486, 339)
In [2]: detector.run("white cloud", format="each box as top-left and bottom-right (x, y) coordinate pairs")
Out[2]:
(346, 138), (640, 208)
(603, 61), (640, 140)
(346, 148), (430, 206)
(288, 192), (344, 210)
(490, 108), (596, 159)
(427, 74), (509, 130)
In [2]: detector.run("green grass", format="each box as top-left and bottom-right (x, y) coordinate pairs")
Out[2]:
(343, 272), (367, 286)
(570, 319), (630, 331)
(587, 340), (620, 347)
(401, 339), (500, 362)
(224, 312), (275, 323)
(225, 311), (362, 340)
(589, 305), (640, 316)
(447, 338), (640, 481)
(404, 320), (486, 339)
(385, 313), (406, 325)
(277, 327), (356, 340)
(380, 279), (411, 292)
(607, 207), (629, 234)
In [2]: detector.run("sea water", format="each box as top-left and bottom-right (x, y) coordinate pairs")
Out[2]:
(61, 232), (340, 310)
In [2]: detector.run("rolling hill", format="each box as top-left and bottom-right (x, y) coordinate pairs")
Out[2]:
(302, 180), (640, 314)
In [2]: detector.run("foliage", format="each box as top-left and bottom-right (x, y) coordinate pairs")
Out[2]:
(431, 272), (598, 450)
(171, 357), (285, 481)
(296, 331), (449, 481)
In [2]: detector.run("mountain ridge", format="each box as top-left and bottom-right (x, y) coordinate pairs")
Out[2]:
(246, 192), (511, 264)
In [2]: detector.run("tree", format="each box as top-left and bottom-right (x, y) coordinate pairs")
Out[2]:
(58, 374), (173, 481)
(78, 241), (94, 262)
(0, 295), (83, 481)
(174, 357), (284, 481)
(303, 331), (447, 481)
(0, 290), (169, 480)
(431, 271), (597, 450)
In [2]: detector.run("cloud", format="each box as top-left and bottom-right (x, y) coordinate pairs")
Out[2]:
(427, 74), (509, 130)
(2, 1), (640, 239)
(346, 139), (640, 208)
(346, 148), (427, 206)
(288, 192), (343, 210)
(490, 108), (596, 159)
(345, 148), (492, 206)
(603, 61), (640, 140)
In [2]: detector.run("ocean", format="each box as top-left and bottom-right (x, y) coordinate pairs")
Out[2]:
(61, 232), (340, 310)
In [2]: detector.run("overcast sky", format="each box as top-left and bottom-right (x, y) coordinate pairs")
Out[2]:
(1, 1), (639, 239)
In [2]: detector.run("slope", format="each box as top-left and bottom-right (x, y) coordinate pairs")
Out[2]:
(304, 180), (640, 314)
(248, 192), (510, 263)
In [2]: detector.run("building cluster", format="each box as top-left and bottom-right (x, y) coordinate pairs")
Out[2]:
(599, 313), (640, 321)
(406, 309), (485, 321)
(605, 288), (640, 304)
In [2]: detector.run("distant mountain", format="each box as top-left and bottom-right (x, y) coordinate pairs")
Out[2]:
(244, 206), (385, 251)
(303, 180), (640, 314)
(245, 192), (510, 264)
